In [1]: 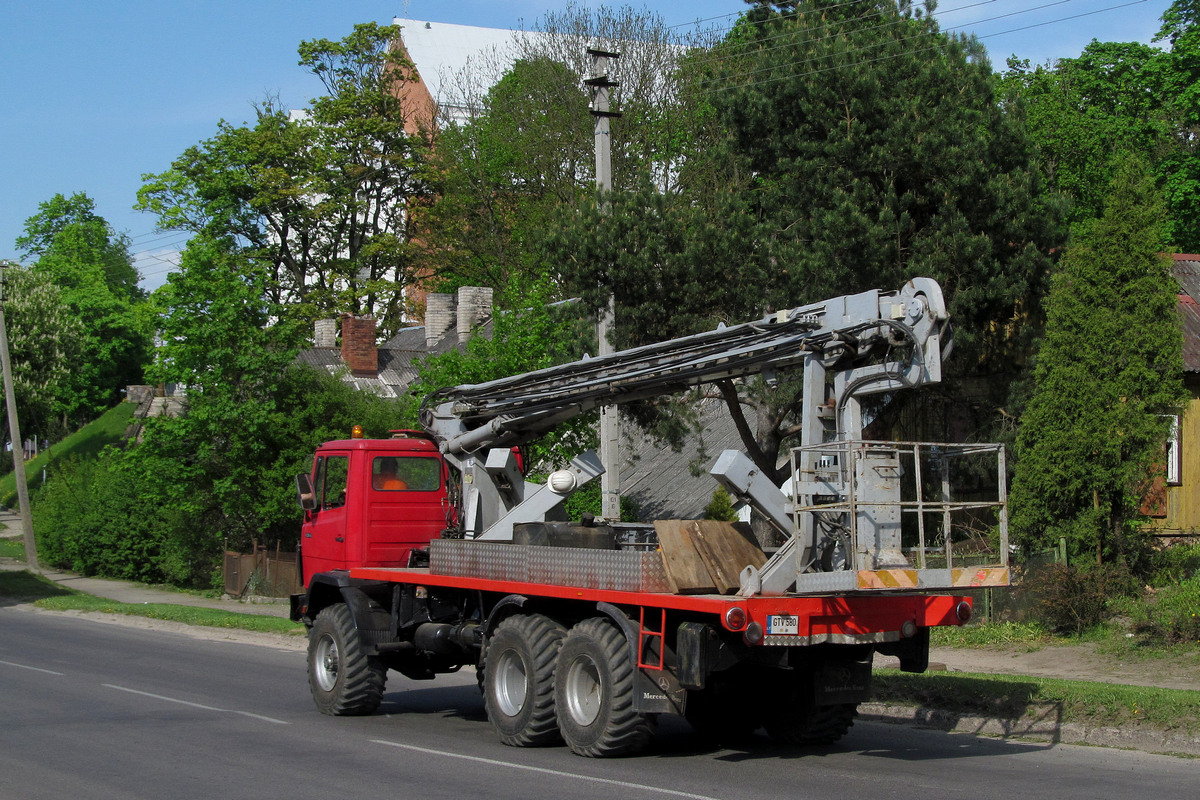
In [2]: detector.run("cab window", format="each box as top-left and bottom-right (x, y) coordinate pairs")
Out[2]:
(316, 455), (349, 509)
(372, 456), (441, 492)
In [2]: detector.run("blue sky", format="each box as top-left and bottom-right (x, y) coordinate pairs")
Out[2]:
(0, 1), (1171, 290)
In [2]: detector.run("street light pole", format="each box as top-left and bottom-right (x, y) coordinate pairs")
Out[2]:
(586, 47), (622, 522)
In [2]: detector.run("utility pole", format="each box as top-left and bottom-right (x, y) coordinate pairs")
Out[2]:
(586, 47), (622, 522)
(0, 262), (39, 571)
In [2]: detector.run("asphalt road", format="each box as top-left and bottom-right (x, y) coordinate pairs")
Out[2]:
(1, 607), (1195, 800)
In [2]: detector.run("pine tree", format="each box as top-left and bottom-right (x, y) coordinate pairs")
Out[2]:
(1010, 158), (1186, 564)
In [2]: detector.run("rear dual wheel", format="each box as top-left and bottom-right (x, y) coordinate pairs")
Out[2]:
(765, 702), (859, 745)
(484, 615), (657, 757)
(555, 617), (656, 757)
(483, 614), (566, 747)
(685, 665), (764, 744)
(761, 664), (861, 745)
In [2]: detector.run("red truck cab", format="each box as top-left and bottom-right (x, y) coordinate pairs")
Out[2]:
(298, 433), (449, 584)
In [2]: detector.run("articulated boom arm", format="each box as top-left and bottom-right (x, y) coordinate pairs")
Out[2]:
(418, 279), (951, 546)
(420, 278), (949, 455)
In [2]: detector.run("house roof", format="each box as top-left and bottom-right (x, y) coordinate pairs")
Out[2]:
(297, 319), (495, 400)
(1173, 255), (1200, 373)
(394, 18), (528, 123)
(618, 396), (745, 521)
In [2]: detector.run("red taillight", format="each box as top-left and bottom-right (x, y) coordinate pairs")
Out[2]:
(725, 606), (747, 631)
(956, 600), (973, 624)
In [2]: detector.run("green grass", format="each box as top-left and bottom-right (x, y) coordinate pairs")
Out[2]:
(0, 536), (25, 559)
(930, 620), (1052, 648)
(0, 570), (303, 635)
(0, 403), (138, 503)
(873, 670), (1200, 734)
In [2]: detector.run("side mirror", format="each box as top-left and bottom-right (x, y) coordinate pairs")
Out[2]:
(296, 473), (317, 512)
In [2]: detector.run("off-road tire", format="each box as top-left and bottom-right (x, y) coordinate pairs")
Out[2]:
(307, 604), (386, 716)
(684, 667), (764, 744)
(483, 613), (566, 747)
(555, 617), (657, 757)
(765, 701), (858, 745)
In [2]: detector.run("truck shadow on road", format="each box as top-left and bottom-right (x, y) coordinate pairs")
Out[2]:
(367, 682), (1057, 761)
(647, 715), (1054, 763)
(377, 684), (489, 722)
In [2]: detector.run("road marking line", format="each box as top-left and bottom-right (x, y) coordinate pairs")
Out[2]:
(0, 658), (65, 676)
(102, 684), (288, 725)
(371, 739), (723, 800)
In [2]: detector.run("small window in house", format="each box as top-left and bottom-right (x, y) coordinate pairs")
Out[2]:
(1166, 415), (1182, 486)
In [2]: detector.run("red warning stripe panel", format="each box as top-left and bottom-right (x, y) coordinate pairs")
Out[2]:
(951, 567), (1010, 587)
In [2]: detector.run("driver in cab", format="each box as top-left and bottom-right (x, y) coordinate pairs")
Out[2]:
(372, 457), (408, 491)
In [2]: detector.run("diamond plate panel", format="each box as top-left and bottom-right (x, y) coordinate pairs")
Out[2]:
(430, 540), (671, 593)
(762, 630), (897, 647)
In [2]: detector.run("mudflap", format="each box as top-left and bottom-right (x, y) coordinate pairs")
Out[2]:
(876, 626), (930, 673)
(290, 593), (307, 624)
(813, 656), (873, 706)
(636, 666), (687, 715)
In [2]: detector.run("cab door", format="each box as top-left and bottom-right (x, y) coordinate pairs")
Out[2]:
(300, 452), (351, 577)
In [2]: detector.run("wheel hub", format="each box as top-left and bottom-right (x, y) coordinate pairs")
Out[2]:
(493, 649), (528, 717)
(313, 633), (340, 691)
(564, 654), (602, 726)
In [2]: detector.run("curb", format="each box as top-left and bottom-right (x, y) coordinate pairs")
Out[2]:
(862, 702), (1200, 756)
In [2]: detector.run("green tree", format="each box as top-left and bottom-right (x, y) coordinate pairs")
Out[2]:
(421, 57), (592, 294)
(999, 1), (1200, 252)
(137, 23), (433, 335)
(1153, 0), (1200, 251)
(130, 236), (307, 555)
(405, 271), (597, 468)
(45, 235), (409, 585)
(0, 262), (86, 440)
(999, 42), (1171, 232)
(419, 3), (712, 297)
(15, 193), (152, 429)
(707, 1), (1059, 363)
(703, 488), (739, 522)
(554, 1), (1062, 481)
(1010, 158), (1187, 565)
(15, 192), (141, 298)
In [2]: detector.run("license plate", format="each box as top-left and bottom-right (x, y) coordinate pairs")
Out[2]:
(766, 614), (799, 636)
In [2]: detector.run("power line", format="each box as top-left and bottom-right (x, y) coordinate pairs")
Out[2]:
(682, 0), (1000, 65)
(684, 0), (1091, 88)
(689, 0), (1147, 97)
(666, 0), (873, 32)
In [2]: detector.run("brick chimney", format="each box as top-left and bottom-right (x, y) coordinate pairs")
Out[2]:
(457, 286), (494, 343)
(313, 319), (337, 348)
(340, 314), (378, 377)
(425, 293), (456, 349)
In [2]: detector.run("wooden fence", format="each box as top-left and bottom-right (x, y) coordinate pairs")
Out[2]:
(222, 541), (300, 598)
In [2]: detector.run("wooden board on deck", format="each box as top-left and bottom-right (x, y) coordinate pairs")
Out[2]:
(654, 519), (767, 595)
(653, 520), (717, 594)
(689, 520), (768, 594)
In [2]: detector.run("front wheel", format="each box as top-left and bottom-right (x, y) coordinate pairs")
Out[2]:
(307, 604), (386, 716)
(555, 617), (656, 757)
